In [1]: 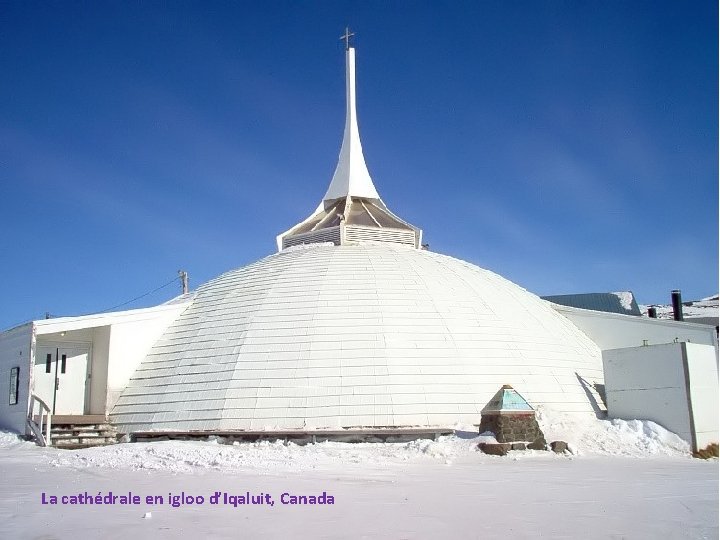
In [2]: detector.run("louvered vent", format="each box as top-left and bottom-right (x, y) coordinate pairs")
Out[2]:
(282, 226), (342, 249)
(344, 225), (416, 247)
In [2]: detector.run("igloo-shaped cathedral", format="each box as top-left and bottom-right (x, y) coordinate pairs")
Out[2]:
(108, 38), (606, 433)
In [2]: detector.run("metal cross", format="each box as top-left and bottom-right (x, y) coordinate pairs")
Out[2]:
(340, 27), (355, 50)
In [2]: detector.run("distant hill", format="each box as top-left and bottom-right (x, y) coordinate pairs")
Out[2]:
(639, 295), (719, 327)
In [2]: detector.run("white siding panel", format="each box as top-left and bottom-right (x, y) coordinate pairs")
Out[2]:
(685, 344), (719, 450)
(0, 324), (33, 433)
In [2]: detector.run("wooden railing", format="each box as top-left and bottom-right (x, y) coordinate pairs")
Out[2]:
(27, 394), (52, 447)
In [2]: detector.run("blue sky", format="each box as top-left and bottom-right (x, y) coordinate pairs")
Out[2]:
(1, 1), (717, 329)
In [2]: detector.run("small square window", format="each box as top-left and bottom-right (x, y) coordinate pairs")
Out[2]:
(9, 367), (19, 406)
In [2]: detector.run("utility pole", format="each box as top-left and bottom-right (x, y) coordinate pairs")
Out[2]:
(178, 270), (189, 295)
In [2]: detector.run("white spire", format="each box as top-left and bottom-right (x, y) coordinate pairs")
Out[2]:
(322, 46), (380, 202)
(276, 35), (423, 252)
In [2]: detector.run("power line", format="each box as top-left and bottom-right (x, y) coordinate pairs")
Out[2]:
(2, 316), (42, 331)
(98, 275), (182, 313)
(3, 275), (183, 331)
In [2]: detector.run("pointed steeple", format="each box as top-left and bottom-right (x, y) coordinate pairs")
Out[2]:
(276, 31), (422, 252)
(322, 45), (380, 202)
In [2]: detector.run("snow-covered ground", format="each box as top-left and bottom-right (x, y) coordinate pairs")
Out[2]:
(0, 409), (717, 539)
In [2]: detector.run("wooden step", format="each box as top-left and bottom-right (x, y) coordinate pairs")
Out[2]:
(52, 436), (118, 448)
(52, 427), (117, 435)
(52, 431), (116, 440)
(50, 415), (107, 425)
(49, 421), (119, 448)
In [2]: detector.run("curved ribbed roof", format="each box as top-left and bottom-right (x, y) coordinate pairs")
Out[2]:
(110, 244), (604, 432)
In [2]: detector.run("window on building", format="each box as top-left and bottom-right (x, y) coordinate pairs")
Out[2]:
(9, 367), (19, 406)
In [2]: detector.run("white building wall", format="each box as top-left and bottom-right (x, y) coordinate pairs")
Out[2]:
(684, 343), (719, 450)
(552, 304), (717, 350)
(33, 300), (192, 416)
(105, 309), (191, 412)
(35, 329), (100, 415)
(603, 343), (692, 444)
(0, 324), (33, 433)
(89, 326), (111, 415)
(603, 342), (719, 451)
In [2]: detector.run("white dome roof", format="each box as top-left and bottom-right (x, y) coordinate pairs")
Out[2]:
(111, 244), (604, 432)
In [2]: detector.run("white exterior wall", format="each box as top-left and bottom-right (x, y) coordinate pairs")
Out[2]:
(603, 343), (692, 444)
(0, 324), (33, 433)
(90, 326), (111, 415)
(35, 328), (103, 414)
(105, 309), (188, 412)
(684, 343), (719, 450)
(603, 342), (719, 451)
(552, 304), (717, 350)
(32, 300), (191, 416)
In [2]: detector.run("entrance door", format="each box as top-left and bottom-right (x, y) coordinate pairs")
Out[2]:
(34, 345), (57, 411)
(33, 343), (90, 414)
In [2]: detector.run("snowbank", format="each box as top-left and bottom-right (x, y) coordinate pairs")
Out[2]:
(20, 408), (690, 474)
(0, 430), (33, 450)
(535, 406), (691, 457)
(0, 406), (695, 476)
(612, 291), (634, 311)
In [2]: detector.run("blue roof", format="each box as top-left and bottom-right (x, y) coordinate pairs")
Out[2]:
(482, 385), (534, 413)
